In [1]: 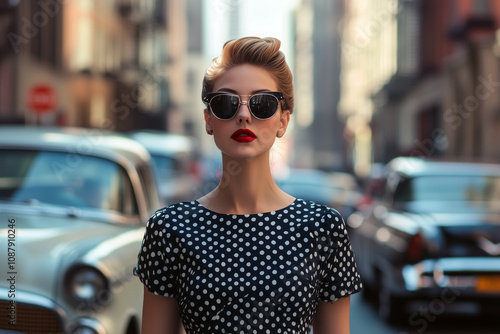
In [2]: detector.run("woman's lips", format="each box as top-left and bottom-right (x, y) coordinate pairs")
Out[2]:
(231, 129), (256, 143)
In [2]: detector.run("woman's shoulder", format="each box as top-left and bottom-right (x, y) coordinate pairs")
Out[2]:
(148, 201), (201, 225)
(293, 198), (343, 219)
(294, 199), (350, 248)
(293, 198), (345, 230)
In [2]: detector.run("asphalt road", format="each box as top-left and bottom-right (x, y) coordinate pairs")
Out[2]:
(349, 293), (499, 334)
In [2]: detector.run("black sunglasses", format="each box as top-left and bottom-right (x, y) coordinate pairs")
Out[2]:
(203, 92), (284, 120)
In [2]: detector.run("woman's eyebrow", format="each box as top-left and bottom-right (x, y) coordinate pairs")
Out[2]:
(216, 88), (238, 94)
(250, 89), (272, 94)
(216, 88), (273, 95)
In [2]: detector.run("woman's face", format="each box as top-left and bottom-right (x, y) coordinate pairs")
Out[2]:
(204, 64), (290, 161)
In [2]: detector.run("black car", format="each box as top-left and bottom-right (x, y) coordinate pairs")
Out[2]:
(348, 157), (500, 322)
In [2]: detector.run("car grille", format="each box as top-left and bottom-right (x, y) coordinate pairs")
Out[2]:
(0, 301), (64, 334)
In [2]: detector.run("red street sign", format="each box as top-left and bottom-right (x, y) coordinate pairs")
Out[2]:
(27, 84), (57, 114)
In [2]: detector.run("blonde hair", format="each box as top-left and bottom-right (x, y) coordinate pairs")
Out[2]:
(202, 36), (294, 113)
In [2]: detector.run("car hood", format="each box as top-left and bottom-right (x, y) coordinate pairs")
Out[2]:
(0, 210), (143, 303)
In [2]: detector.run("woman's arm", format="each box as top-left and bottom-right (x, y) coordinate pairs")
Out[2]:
(141, 287), (185, 334)
(313, 296), (351, 334)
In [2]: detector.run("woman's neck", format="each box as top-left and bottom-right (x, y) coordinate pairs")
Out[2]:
(199, 153), (294, 214)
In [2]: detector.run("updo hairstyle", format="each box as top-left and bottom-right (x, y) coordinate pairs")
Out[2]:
(202, 36), (294, 113)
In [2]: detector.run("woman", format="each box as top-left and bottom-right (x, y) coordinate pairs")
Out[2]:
(135, 36), (362, 334)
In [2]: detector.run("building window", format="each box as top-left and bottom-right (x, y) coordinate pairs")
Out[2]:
(472, 0), (490, 16)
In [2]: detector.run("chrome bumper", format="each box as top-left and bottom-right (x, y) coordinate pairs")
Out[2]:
(403, 257), (500, 292)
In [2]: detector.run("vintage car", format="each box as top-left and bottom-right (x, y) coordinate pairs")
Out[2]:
(0, 126), (160, 334)
(129, 131), (201, 205)
(348, 157), (500, 322)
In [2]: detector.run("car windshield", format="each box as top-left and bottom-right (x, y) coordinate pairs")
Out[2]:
(151, 154), (181, 180)
(0, 150), (137, 214)
(394, 175), (500, 209)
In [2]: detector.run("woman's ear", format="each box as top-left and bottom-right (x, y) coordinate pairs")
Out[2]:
(204, 109), (213, 135)
(277, 109), (290, 137)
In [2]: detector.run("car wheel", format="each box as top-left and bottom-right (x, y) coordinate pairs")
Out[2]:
(378, 276), (406, 324)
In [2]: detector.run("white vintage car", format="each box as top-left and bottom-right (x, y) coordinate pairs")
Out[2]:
(0, 126), (160, 334)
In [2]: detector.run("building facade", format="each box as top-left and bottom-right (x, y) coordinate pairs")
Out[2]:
(340, 0), (500, 176)
(0, 0), (200, 135)
(294, 0), (348, 172)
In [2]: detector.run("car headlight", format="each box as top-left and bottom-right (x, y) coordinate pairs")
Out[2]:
(64, 265), (111, 308)
(71, 326), (98, 334)
(68, 317), (105, 334)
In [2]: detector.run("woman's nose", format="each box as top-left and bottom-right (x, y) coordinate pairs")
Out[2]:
(236, 101), (252, 123)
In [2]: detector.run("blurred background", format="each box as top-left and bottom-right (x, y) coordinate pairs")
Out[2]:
(2, 0), (500, 174)
(1, 0), (500, 333)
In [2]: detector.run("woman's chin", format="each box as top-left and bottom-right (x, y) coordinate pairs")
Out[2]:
(220, 147), (270, 162)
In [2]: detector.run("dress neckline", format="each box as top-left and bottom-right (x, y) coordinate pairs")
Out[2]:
(194, 198), (299, 217)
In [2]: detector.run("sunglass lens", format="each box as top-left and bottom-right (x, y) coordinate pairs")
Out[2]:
(210, 95), (239, 119)
(249, 95), (279, 119)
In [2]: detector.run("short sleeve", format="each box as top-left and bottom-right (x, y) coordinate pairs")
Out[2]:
(317, 209), (363, 302)
(134, 212), (179, 297)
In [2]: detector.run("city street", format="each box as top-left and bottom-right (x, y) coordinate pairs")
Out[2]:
(350, 293), (498, 334)
(2, 0), (500, 332)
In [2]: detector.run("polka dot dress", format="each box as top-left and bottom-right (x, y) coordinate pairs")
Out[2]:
(135, 199), (362, 333)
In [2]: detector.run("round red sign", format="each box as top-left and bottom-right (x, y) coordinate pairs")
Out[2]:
(27, 84), (57, 114)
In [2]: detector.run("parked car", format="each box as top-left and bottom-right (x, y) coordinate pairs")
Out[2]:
(348, 157), (500, 322)
(129, 131), (201, 205)
(196, 150), (223, 197)
(326, 171), (362, 218)
(276, 168), (361, 218)
(0, 126), (160, 334)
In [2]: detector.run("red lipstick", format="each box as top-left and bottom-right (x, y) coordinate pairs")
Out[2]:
(231, 129), (256, 143)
